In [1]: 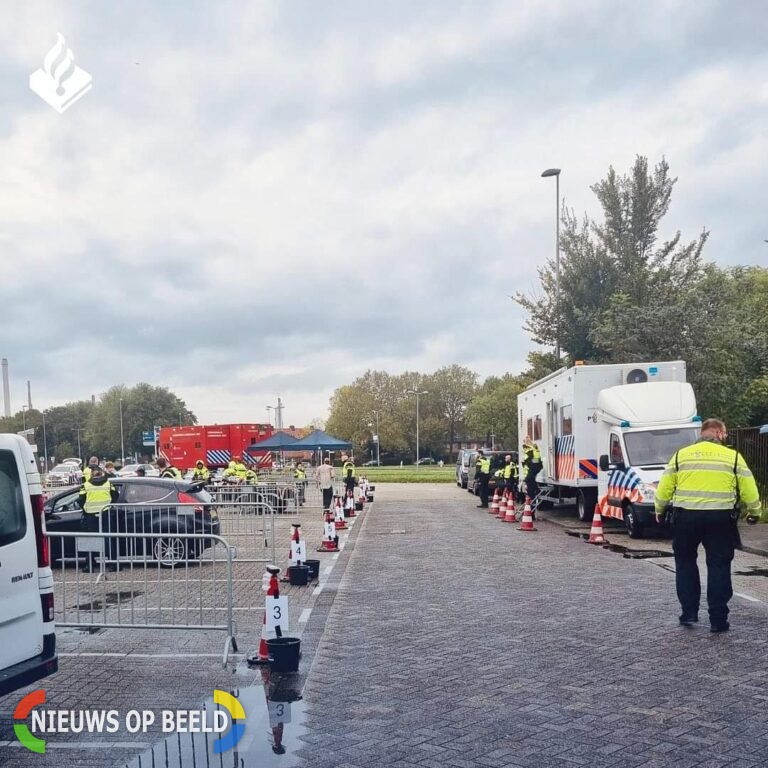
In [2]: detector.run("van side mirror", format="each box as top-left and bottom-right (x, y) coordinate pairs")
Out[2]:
(599, 455), (610, 472)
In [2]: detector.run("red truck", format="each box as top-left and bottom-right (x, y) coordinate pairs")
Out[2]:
(158, 423), (274, 471)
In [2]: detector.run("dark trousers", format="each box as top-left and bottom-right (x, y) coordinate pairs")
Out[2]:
(344, 477), (356, 495)
(479, 474), (490, 507)
(525, 468), (540, 500)
(672, 509), (736, 624)
(504, 479), (518, 497)
(322, 487), (333, 510)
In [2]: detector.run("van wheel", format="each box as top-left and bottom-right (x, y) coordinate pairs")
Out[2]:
(624, 503), (644, 539)
(153, 535), (189, 567)
(577, 489), (596, 523)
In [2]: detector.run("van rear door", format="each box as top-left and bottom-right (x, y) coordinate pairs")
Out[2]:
(0, 437), (44, 668)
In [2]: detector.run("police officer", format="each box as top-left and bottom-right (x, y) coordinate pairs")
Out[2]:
(294, 462), (307, 506)
(341, 455), (356, 495)
(522, 436), (543, 502)
(503, 453), (519, 499)
(191, 460), (210, 483)
(157, 457), (182, 479)
(83, 455), (100, 482)
(77, 465), (118, 572)
(655, 418), (761, 632)
(475, 449), (491, 508)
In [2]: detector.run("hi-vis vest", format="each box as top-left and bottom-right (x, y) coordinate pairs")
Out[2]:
(81, 481), (113, 515)
(524, 446), (542, 466)
(503, 463), (518, 480)
(655, 439), (760, 515)
(343, 461), (356, 479)
(193, 465), (210, 481)
(479, 457), (491, 474)
(294, 468), (306, 480)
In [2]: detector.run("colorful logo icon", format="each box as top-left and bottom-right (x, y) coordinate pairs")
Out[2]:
(213, 690), (246, 754)
(15, 690), (46, 754)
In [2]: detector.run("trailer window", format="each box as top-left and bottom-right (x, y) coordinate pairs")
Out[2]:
(526, 419), (533, 440)
(609, 434), (624, 464)
(561, 405), (573, 436)
(533, 416), (542, 441)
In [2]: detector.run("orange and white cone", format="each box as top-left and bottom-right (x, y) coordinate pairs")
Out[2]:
(248, 565), (280, 665)
(587, 505), (608, 544)
(518, 496), (537, 532)
(318, 509), (339, 552)
(490, 489), (500, 516)
(496, 492), (507, 520)
(334, 497), (347, 530)
(503, 493), (518, 523)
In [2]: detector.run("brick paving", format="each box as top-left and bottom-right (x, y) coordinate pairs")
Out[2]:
(296, 483), (768, 768)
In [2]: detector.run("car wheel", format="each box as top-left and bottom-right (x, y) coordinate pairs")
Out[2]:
(624, 503), (644, 539)
(577, 489), (596, 523)
(153, 535), (189, 567)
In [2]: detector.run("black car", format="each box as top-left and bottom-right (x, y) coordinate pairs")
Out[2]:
(468, 451), (518, 495)
(44, 477), (220, 567)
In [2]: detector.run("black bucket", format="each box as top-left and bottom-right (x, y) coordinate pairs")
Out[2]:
(288, 564), (309, 586)
(304, 559), (320, 580)
(267, 637), (301, 673)
(366, 493), (374, 501)
(368, 485), (376, 491)
(355, 500), (363, 511)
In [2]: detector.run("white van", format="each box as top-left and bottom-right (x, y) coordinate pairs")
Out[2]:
(0, 434), (58, 697)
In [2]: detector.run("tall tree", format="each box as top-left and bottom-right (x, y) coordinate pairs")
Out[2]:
(425, 365), (478, 459)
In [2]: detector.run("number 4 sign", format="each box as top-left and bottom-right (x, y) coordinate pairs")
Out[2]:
(265, 596), (289, 631)
(290, 539), (306, 564)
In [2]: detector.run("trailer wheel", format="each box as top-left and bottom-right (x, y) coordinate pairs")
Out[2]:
(624, 503), (645, 539)
(576, 489), (596, 523)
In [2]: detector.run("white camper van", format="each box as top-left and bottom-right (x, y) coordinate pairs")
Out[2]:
(0, 434), (58, 696)
(518, 361), (701, 537)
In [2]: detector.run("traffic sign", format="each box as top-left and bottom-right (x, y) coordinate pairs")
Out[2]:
(154, 425), (161, 439)
(142, 431), (156, 446)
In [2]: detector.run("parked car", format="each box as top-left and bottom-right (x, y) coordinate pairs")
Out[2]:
(45, 462), (82, 487)
(455, 449), (471, 488)
(416, 457), (436, 465)
(62, 457), (82, 467)
(0, 434), (58, 696)
(117, 463), (160, 478)
(44, 477), (220, 567)
(467, 450), (512, 495)
(362, 460), (378, 467)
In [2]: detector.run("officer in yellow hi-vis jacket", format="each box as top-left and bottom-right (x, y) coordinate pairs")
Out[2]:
(655, 418), (761, 632)
(78, 466), (118, 572)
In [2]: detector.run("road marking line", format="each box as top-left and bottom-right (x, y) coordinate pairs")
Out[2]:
(323, 566), (333, 575)
(333, 552), (340, 559)
(734, 591), (761, 603)
(58, 652), (239, 659)
(299, 608), (312, 623)
(312, 584), (323, 596)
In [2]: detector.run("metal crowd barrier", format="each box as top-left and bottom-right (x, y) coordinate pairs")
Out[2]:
(49, 531), (238, 666)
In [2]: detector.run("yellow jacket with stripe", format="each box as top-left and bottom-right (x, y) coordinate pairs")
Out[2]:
(655, 438), (761, 517)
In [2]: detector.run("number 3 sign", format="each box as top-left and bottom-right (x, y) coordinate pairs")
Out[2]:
(265, 596), (289, 631)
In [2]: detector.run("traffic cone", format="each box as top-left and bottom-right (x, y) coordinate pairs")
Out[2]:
(248, 565), (281, 665)
(345, 490), (357, 518)
(587, 505), (608, 544)
(334, 496), (347, 530)
(518, 496), (537, 532)
(496, 492), (507, 520)
(282, 523), (302, 581)
(490, 489), (500, 516)
(503, 492), (518, 523)
(318, 509), (339, 552)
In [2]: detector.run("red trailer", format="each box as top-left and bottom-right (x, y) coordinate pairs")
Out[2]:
(158, 423), (274, 470)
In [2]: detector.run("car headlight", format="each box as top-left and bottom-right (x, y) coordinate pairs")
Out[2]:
(638, 483), (656, 502)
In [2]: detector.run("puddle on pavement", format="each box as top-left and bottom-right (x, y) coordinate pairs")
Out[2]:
(734, 568), (768, 577)
(124, 671), (306, 768)
(565, 531), (673, 559)
(76, 590), (143, 611)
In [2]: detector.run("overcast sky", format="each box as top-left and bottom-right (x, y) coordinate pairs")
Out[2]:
(1, 1), (766, 426)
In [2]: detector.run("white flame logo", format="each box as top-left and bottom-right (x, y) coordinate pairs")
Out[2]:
(42, 33), (76, 96)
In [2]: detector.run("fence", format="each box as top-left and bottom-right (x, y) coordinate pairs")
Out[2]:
(732, 427), (768, 508)
(49, 531), (238, 666)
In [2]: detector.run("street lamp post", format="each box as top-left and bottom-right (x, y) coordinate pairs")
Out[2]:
(76, 428), (85, 460)
(21, 405), (28, 432)
(42, 411), (48, 473)
(407, 390), (428, 468)
(373, 410), (380, 466)
(541, 167), (561, 361)
(119, 398), (125, 466)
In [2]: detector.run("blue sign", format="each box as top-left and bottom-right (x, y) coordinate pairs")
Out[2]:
(142, 431), (156, 446)
(649, 366), (658, 376)
(154, 425), (161, 438)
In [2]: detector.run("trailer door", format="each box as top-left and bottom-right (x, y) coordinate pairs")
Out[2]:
(546, 399), (556, 481)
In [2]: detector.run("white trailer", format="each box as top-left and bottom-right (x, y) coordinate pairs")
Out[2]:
(518, 361), (701, 537)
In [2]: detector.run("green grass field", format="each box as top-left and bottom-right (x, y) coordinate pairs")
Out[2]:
(357, 465), (455, 483)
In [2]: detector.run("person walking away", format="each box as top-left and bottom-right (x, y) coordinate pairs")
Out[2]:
(654, 418), (761, 632)
(341, 456), (356, 495)
(77, 466), (118, 572)
(317, 457), (335, 510)
(157, 457), (182, 479)
(522, 436), (543, 504)
(476, 449), (491, 508)
(294, 462), (307, 506)
(191, 460), (210, 483)
(503, 453), (519, 502)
